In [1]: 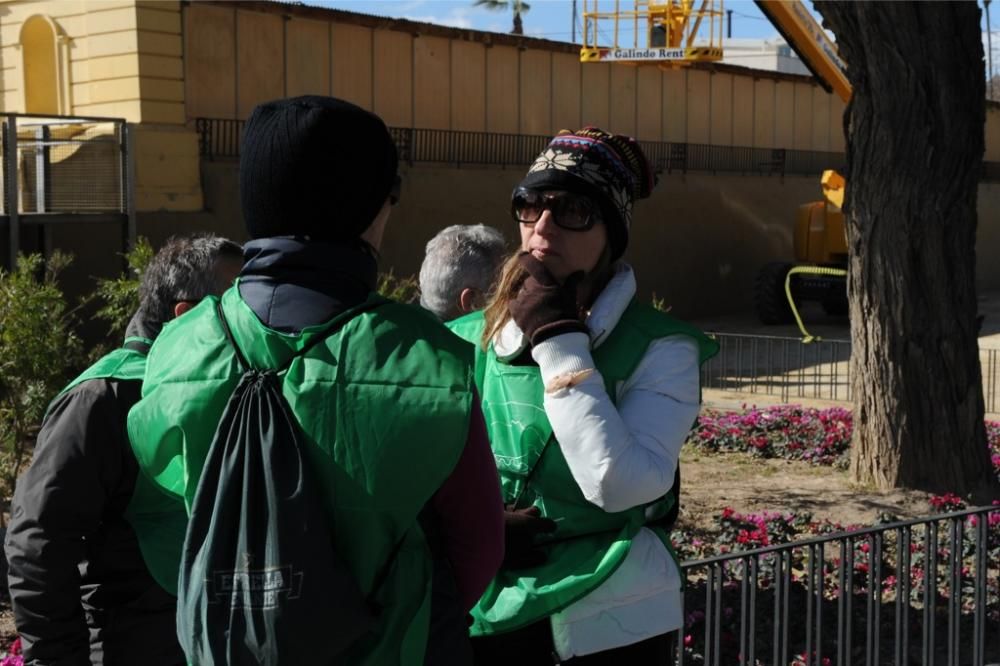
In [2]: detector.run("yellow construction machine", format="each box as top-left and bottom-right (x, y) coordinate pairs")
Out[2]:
(580, 1), (852, 335)
(751, 0), (850, 331)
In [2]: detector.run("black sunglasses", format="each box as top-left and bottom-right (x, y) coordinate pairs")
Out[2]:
(389, 174), (402, 206)
(510, 187), (599, 231)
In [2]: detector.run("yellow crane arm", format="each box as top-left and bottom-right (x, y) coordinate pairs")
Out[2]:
(753, 1), (851, 103)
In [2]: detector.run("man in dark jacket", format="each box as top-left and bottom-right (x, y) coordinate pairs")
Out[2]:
(4, 233), (243, 666)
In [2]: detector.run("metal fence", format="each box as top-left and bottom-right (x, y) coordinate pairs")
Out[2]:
(195, 117), (843, 177)
(702, 333), (1000, 412)
(678, 505), (1000, 665)
(195, 117), (1000, 182)
(701, 332), (853, 402)
(0, 113), (135, 269)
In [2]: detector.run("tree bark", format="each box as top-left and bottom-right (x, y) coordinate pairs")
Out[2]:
(814, 1), (1000, 502)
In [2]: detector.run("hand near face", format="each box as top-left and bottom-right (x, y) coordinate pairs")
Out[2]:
(508, 252), (588, 346)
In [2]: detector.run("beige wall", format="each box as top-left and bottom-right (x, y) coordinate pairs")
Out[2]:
(0, 0), (200, 211)
(710, 72), (733, 145)
(331, 23), (372, 110)
(552, 51), (581, 131)
(636, 66), (661, 139)
(663, 69), (686, 142)
(987, 111), (1000, 162)
(452, 39), (485, 131)
(0, 0), (185, 122)
(686, 69), (711, 144)
(287, 18), (329, 98)
(180, 2), (851, 151)
(733, 75), (754, 146)
(121, 162), (1000, 320)
(414, 36), (449, 130)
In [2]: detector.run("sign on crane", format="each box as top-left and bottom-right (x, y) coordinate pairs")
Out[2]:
(579, 0), (724, 66)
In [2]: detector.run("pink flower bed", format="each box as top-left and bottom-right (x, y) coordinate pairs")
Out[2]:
(1, 638), (21, 666)
(688, 404), (1000, 479)
(689, 404), (853, 466)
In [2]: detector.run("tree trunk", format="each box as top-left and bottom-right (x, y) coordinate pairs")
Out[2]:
(814, 1), (1000, 502)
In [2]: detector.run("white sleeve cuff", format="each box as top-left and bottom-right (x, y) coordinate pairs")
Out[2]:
(531, 332), (596, 386)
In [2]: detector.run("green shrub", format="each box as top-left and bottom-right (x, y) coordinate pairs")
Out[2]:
(377, 269), (420, 304)
(0, 253), (84, 509)
(91, 237), (154, 341)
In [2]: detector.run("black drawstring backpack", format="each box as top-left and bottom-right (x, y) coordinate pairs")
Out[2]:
(178, 300), (396, 665)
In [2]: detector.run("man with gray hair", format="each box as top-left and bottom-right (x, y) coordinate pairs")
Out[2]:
(419, 224), (507, 321)
(6, 233), (242, 666)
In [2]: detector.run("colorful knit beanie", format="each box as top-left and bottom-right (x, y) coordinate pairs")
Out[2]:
(515, 127), (656, 260)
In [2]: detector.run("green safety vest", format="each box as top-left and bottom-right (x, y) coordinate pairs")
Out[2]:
(57, 338), (150, 395)
(127, 287), (474, 665)
(448, 301), (718, 636)
(52, 338), (191, 597)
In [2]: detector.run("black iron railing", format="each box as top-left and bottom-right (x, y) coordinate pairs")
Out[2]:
(678, 505), (1000, 665)
(196, 117), (1000, 181)
(701, 333), (853, 403)
(196, 117), (844, 177)
(702, 332), (1000, 412)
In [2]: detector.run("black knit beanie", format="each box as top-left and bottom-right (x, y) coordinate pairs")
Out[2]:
(240, 96), (398, 242)
(516, 127), (655, 260)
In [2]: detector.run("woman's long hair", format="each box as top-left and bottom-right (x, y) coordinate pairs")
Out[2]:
(481, 252), (530, 349)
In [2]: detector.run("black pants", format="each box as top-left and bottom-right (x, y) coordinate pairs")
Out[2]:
(471, 620), (674, 665)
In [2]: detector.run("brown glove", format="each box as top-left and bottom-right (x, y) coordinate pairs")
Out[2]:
(508, 253), (587, 346)
(502, 505), (558, 570)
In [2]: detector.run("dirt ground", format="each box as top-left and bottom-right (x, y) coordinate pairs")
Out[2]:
(677, 444), (934, 538)
(0, 607), (14, 650)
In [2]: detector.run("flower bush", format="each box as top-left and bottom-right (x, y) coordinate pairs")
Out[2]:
(989, 420), (1000, 475)
(1, 637), (22, 666)
(687, 404), (1000, 480)
(688, 404), (853, 467)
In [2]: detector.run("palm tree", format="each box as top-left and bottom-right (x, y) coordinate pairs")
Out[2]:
(474, 0), (531, 35)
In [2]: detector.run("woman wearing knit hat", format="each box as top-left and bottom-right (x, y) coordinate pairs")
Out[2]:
(449, 128), (718, 663)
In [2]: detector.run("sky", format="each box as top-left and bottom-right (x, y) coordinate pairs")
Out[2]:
(305, 0), (1000, 78)
(305, 0), (797, 41)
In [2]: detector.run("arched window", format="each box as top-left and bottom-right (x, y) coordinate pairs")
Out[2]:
(20, 15), (69, 115)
